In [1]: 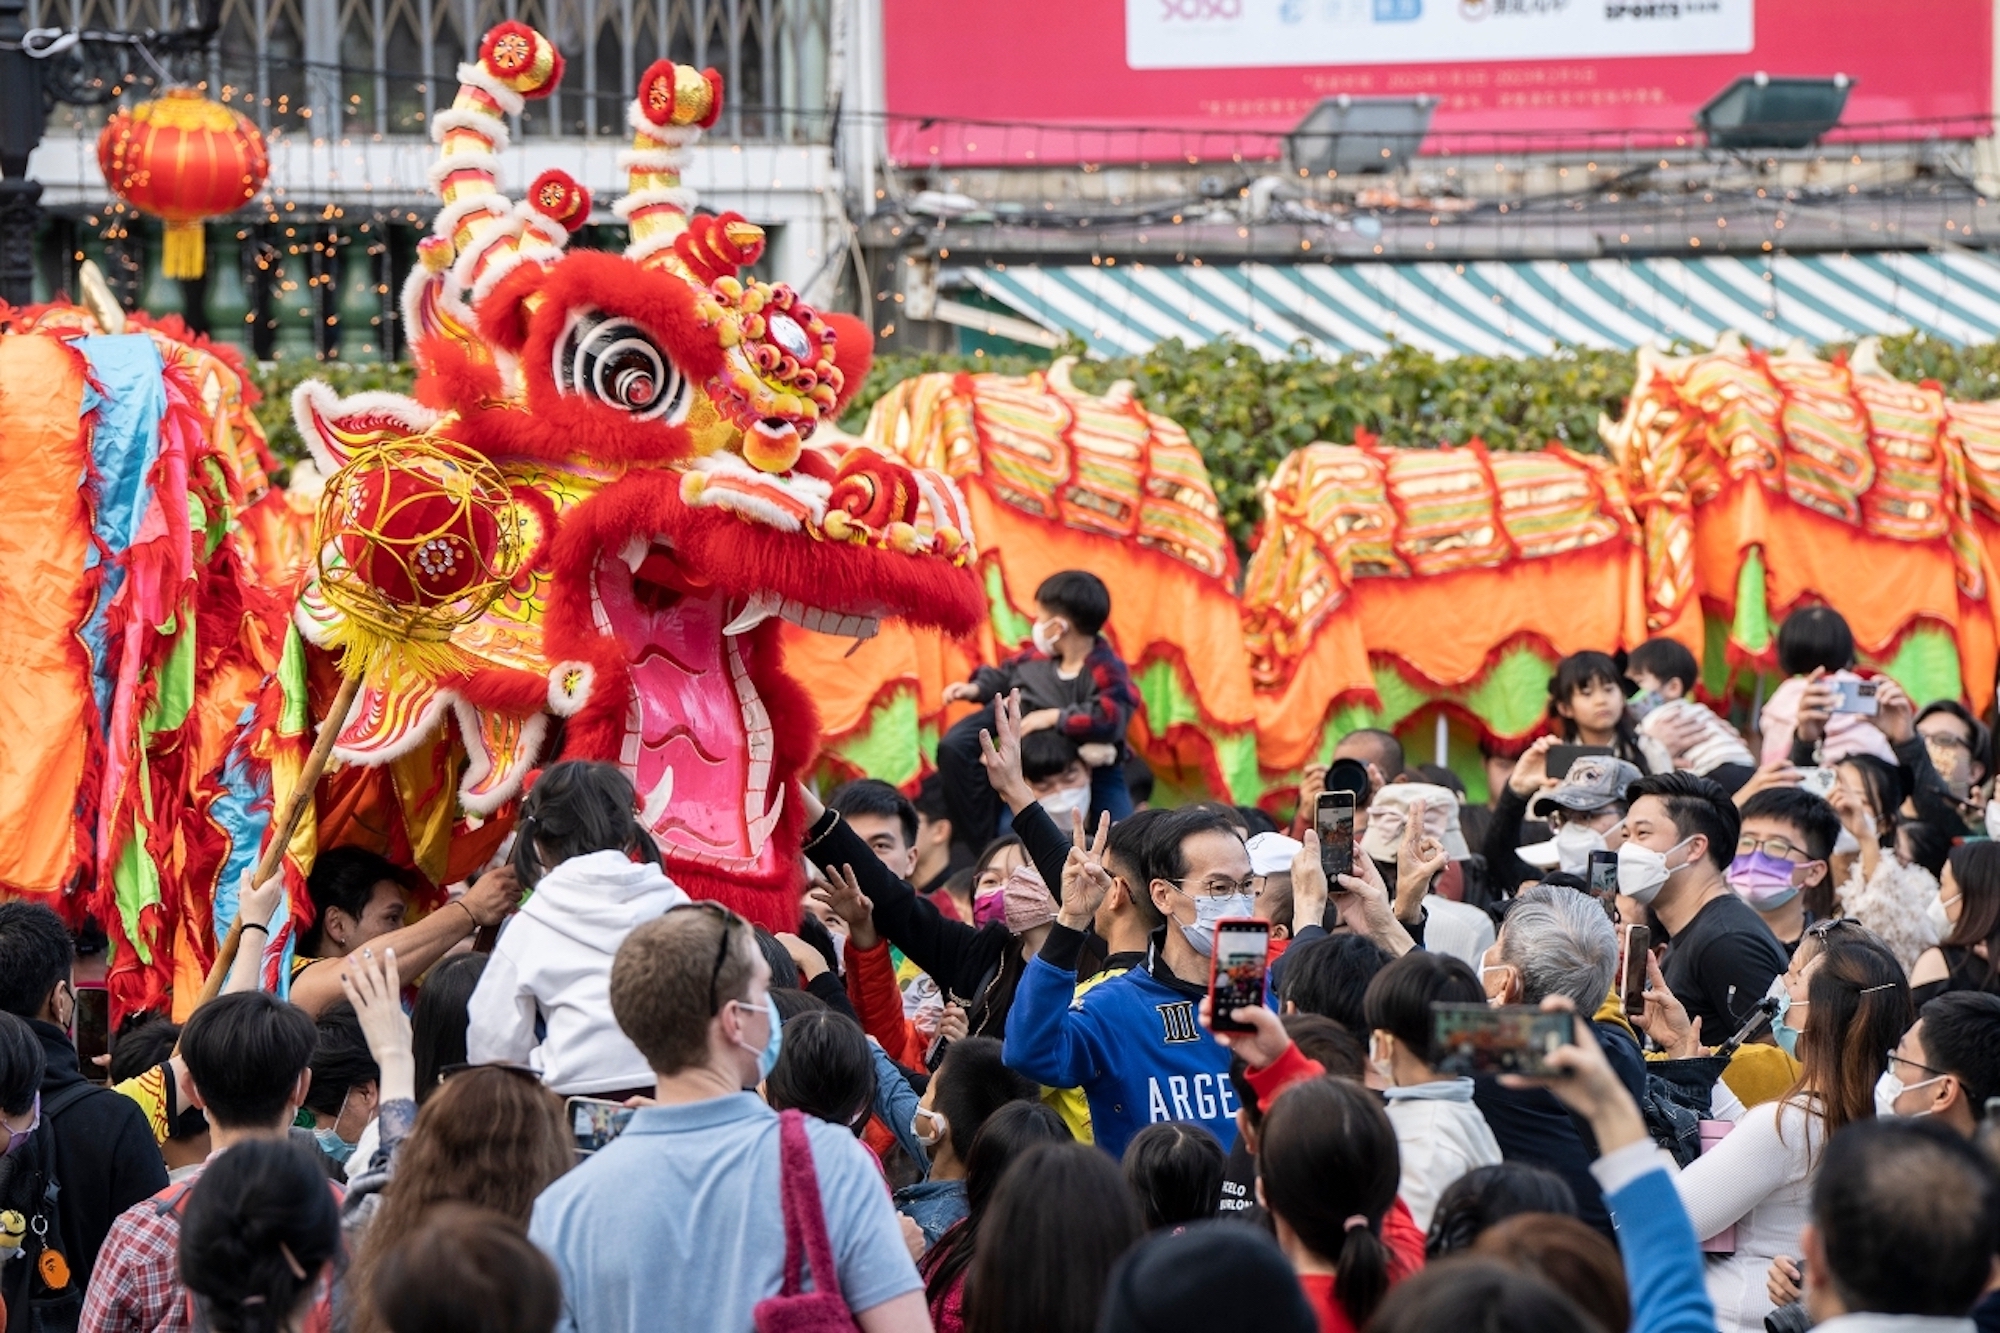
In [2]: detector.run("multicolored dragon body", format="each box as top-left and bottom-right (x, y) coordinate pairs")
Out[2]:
(290, 23), (984, 926)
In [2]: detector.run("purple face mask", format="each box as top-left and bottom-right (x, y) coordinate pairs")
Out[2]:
(1728, 851), (1801, 911)
(4, 1091), (40, 1157)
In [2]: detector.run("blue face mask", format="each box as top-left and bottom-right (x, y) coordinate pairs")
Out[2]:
(1770, 978), (1806, 1057)
(737, 996), (782, 1084)
(313, 1125), (357, 1166)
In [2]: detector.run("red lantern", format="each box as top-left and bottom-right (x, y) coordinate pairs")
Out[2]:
(97, 88), (269, 281)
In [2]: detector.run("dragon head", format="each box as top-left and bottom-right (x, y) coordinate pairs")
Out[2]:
(292, 22), (984, 923)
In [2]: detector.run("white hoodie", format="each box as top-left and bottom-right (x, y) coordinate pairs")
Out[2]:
(465, 849), (689, 1095)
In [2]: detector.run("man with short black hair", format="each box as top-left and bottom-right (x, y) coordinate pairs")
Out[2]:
(1004, 805), (1250, 1156)
(1732, 786), (1841, 954)
(302, 1002), (380, 1179)
(1801, 1118), (2000, 1329)
(290, 845), (518, 1016)
(829, 779), (921, 881)
(0, 902), (166, 1301)
(531, 906), (926, 1333)
(1878, 991), (2000, 1133)
(80, 990), (320, 1333)
(910, 773), (962, 895)
(1624, 771), (1786, 1034)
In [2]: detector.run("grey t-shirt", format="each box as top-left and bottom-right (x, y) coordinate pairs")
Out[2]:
(530, 1092), (921, 1333)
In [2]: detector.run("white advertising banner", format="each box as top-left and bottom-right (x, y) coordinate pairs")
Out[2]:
(1126, 0), (1755, 70)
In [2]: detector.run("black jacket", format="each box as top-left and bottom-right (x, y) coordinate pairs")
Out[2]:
(29, 1018), (168, 1287)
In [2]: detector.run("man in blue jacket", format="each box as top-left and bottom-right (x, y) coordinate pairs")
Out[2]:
(1003, 805), (1249, 1157)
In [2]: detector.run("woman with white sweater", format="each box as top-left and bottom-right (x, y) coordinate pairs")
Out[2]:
(1361, 950), (1503, 1233)
(466, 760), (688, 1096)
(1669, 925), (1911, 1333)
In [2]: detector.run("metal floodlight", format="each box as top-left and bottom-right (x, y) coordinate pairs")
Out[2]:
(1287, 95), (1436, 177)
(1696, 72), (1852, 150)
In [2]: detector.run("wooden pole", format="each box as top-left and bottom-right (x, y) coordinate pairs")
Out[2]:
(192, 672), (363, 1008)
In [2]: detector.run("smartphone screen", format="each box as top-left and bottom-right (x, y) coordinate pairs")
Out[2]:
(1431, 1003), (1571, 1078)
(1832, 679), (1880, 716)
(566, 1096), (635, 1155)
(1798, 765), (1838, 798)
(1587, 849), (1619, 903)
(1547, 745), (1615, 781)
(1207, 919), (1272, 1033)
(73, 984), (110, 1082)
(1619, 924), (1651, 1018)
(1316, 791), (1355, 883)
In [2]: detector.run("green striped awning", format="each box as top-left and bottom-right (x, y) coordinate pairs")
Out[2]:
(962, 251), (2000, 359)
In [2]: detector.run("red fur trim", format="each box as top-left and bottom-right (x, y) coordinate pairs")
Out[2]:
(451, 665), (555, 714)
(414, 334), (504, 411)
(698, 69), (724, 130)
(477, 263), (547, 355)
(821, 313), (873, 415)
(457, 250), (726, 466)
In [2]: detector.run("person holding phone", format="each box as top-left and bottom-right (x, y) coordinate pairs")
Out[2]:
(1002, 805), (1251, 1157)
(1545, 651), (1671, 776)
(1758, 607), (1898, 770)
(1483, 742), (1640, 901)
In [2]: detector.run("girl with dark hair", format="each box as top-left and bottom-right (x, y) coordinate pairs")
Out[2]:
(342, 1066), (574, 1333)
(762, 1010), (875, 1134)
(1424, 1162), (1579, 1258)
(1674, 927), (1911, 1333)
(1831, 753), (1940, 972)
(1545, 651), (1665, 774)
(179, 1140), (341, 1333)
(919, 1099), (1072, 1333)
(1258, 1077), (1422, 1333)
(1122, 1121), (1225, 1231)
(1912, 840), (2000, 1008)
(371, 1203), (561, 1333)
(1759, 605), (1899, 770)
(962, 1140), (1143, 1333)
(466, 760), (690, 1096)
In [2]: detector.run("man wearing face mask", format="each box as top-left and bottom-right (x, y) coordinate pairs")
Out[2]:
(1482, 741), (1637, 900)
(1621, 772), (1788, 1036)
(1731, 789), (1840, 955)
(532, 903), (929, 1333)
(1003, 806), (1249, 1157)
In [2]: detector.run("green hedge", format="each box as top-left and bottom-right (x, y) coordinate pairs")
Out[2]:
(253, 331), (2000, 555)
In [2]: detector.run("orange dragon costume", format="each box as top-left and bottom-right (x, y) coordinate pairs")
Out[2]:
(272, 22), (984, 945)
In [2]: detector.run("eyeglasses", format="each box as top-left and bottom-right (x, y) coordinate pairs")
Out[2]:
(1888, 1052), (1950, 1079)
(1738, 834), (1812, 862)
(1170, 876), (1257, 899)
(669, 900), (748, 1015)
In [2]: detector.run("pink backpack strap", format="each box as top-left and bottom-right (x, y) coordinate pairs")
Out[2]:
(775, 1109), (844, 1302)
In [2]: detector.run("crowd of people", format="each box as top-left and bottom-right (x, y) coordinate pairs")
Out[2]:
(4, 571), (2000, 1333)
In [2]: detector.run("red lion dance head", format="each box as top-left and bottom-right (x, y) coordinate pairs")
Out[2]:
(292, 22), (983, 925)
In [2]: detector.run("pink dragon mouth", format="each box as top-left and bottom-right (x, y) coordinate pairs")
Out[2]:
(588, 537), (882, 875)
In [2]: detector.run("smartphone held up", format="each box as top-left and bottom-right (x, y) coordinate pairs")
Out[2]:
(1316, 791), (1355, 884)
(1206, 919), (1272, 1033)
(1431, 1003), (1571, 1079)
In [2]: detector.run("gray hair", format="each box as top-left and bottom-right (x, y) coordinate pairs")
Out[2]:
(1497, 885), (1617, 1012)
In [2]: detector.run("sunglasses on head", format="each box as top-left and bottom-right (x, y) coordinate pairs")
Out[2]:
(668, 900), (751, 1016)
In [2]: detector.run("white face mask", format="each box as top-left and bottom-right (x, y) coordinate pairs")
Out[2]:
(1874, 1068), (1944, 1119)
(1928, 890), (1959, 941)
(1031, 617), (1066, 656)
(912, 1105), (947, 1150)
(1176, 890), (1257, 957)
(1987, 799), (2000, 840)
(1554, 822), (1608, 876)
(1038, 784), (1090, 830)
(1617, 836), (1694, 906)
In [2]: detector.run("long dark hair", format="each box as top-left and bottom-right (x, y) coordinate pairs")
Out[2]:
(963, 1141), (1143, 1333)
(345, 1069), (574, 1333)
(921, 1099), (1071, 1309)
(178, 1140), (340, 1333)
(410, 953), (487, 1105)
(1545, 652), (1645, 770)
(1259, 1077), (1402, 1327)
(512, 760), (663, 891)
(1945, 842), (2000, 990)
(1788, 930), (1913, 1153)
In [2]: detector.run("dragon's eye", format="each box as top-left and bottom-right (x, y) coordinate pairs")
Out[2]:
(553, 311), (689, 424)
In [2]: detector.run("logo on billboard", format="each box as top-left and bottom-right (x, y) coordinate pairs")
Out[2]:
(1158, 0), (1242, 20)
(1606, 0), (1723, 17)
(1464, 0), (1571, 16)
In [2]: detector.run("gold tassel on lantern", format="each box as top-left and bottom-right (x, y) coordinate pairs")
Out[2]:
(162, 220), (206, 280)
